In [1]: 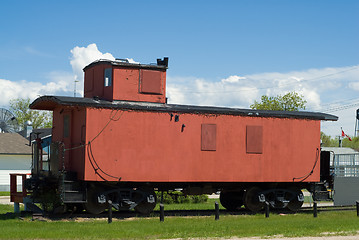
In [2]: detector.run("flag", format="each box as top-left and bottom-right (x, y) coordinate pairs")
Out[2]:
(341, 128), (352, 141)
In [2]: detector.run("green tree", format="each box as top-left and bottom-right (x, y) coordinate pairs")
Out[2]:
(250, 91), (307, 111)
(9, 98), (52, 129)
(342, 136), (359, 151)
(320, 132), (338, 147)
(320, 131), (359, 150)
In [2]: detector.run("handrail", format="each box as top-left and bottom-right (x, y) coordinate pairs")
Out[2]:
(9, 173), (29, 203)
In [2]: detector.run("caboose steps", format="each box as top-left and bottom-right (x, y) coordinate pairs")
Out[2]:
(310, 183), (333, 201)
(62, 192), (86, 203)
(61, 180), (86, 203)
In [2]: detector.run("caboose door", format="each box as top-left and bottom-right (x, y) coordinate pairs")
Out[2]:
(62, 110), (72, 169)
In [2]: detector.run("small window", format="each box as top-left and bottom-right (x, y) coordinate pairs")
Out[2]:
(246, 125), (263, 154)
(104, 68), (112, 87)
(63, 115), (70, 138)
(201, 124), (217, 151)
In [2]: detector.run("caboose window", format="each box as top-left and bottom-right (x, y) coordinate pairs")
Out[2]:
(140, 69), (162, 94)
(63, 115), (70, 138)
(246, 125), (263, 154)
(104, 68), (112, 87)
(201, 124), (217, 151)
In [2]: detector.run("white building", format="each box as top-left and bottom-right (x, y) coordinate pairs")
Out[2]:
(0, 133), (32, 191)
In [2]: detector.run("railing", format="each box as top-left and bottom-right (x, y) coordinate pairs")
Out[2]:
(9, 173), (29, 203)
(332, 153), (359, 177)
(32, 141), (64, 176)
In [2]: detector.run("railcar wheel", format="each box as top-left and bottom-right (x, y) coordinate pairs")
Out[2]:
(244, 187), (264, 212)
(220, 191), (244, 211)
(134, 188), (157, 214)
(286, 187), (304, 212)
(84, 187), (107, 214)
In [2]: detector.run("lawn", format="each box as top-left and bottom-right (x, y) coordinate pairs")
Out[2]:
(154, 198), (225, 211)
(1, 201), (359, 239)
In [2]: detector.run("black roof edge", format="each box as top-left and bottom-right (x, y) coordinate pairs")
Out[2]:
(30, 95), (338, 121)
(83, 58), (168, 72)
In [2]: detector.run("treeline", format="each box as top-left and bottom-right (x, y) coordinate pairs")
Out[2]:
(321, 132), (359, 151)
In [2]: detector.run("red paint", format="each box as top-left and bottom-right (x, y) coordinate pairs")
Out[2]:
(48, 107), (321, 183)
(32, 59), (327, 186)
(10, 174), (28, 203)
(84, 62), (166, 103)
(201, 124), (217, 151)
(51, 106), (87, 180)
(246, 125), (263, 154)
(140, 69), (163, 94)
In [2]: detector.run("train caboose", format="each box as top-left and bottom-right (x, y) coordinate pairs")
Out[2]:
(26, 57), (337, 214)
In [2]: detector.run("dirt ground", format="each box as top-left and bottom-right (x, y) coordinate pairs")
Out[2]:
(0, 196), (11, 205)
(215, 236), (359, 240)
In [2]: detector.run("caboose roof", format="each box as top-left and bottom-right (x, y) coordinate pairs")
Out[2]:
(30, 95), (338, 121)
(83, 59), (168, 71)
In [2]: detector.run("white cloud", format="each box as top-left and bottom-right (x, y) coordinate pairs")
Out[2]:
(300, 88), (321, 110)
(167, 65), (359, 136)
(167, 76), (259, 108)
(349, 81), (359, 91)
(221, 75), (246, 84)
(126, 58), (139, 64)
(70, 43), (115, 85)
(1, 43), (358, 137)
(0, 78), (42, 106)
(321, 107), (357, 137)
(0, 44), (118, 106)
(69, 43), (140, 96)
(0, 71), (76, 107)
(168, 65), (359, 109)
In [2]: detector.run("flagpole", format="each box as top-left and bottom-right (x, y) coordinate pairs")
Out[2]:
(355, 109), (359, 137)
(339, 127), (343, 147)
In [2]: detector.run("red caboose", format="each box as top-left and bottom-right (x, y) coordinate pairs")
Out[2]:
(27, 57), (337, 214)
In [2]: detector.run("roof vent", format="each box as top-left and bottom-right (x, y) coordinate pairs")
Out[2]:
(115, 58), (129, 63)
(157, 57), (169, 67)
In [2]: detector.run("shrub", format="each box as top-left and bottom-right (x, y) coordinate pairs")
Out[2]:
(156, 191), (174, 204)
(190, 194), (208, 203)
(156, 191), (208, 204)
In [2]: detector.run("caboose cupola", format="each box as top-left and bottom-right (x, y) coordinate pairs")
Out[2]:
(83, 57), (168, 103)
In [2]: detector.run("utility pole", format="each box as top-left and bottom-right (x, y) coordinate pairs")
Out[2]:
(74, 80), (79, 97)
(355, 109), (359, 137)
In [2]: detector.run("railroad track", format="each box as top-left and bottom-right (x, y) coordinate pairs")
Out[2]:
(31, 205), (357, 221)
(301, 205), (356, 212)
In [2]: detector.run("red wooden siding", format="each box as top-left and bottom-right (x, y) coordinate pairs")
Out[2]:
(84, 63), (166, 103)
(75, 108), (321, 183)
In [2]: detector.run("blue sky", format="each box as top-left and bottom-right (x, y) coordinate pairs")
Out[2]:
(0, 0), (358, 137)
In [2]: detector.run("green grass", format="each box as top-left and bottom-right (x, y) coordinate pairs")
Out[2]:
(0, 204), (15, 213)
(1, 201), (359, 239)
(0, 192), (10, 196)
(1, 210), (359, 239)
(154, 198), (224, 211)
